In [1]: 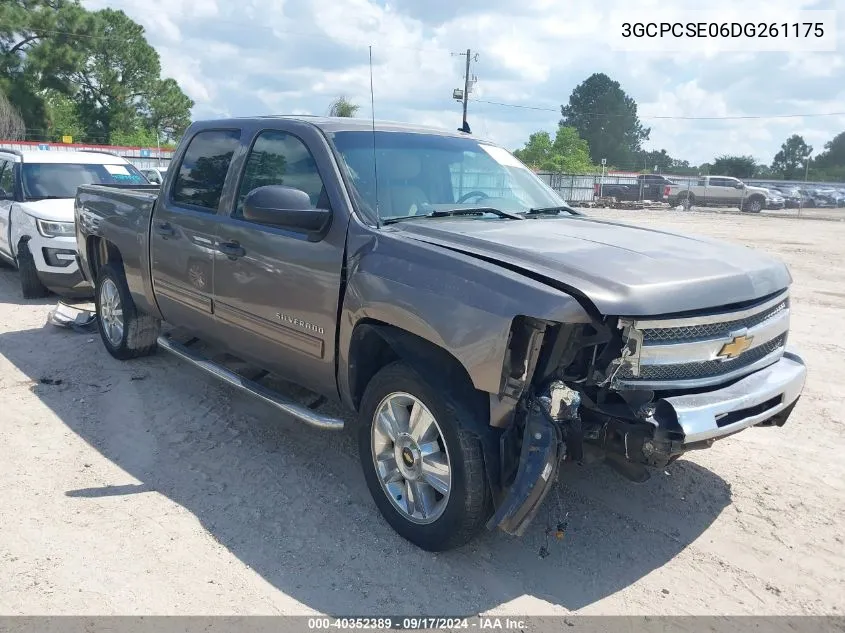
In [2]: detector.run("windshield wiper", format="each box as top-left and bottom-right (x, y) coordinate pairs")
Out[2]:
(429, 207), (524, 220)
(525, 205), (583, 216)
(382, 206), (524, 225)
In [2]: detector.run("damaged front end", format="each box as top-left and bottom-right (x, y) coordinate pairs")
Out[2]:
(487, 381), (581, 536)
(488, 290), (807, 536)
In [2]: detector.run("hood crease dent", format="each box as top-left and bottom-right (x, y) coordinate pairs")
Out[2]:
(392, 216), (792, 317)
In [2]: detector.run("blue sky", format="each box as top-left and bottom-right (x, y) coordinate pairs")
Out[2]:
(84, 0), (844, 167)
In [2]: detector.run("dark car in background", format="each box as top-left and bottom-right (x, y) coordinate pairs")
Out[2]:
(594, 174), (676, 202)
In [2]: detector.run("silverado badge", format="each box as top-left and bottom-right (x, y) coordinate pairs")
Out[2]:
(717, 334), (754, 360)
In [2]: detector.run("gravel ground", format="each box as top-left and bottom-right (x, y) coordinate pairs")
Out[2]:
(0, 209), (843, 616)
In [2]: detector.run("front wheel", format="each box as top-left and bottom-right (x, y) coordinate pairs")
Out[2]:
(744, 197), (764, 213)
(358, 362), (491, 551)
(17, 242), (49, 299)
(95, 262), (161, 360)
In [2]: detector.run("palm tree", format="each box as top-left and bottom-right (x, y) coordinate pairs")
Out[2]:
(328, 96), (360, 118)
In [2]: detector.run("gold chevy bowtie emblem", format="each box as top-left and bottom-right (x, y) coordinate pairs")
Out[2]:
(717, 334), (754, 359)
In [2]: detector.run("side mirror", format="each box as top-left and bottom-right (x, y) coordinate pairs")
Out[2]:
(243, 185), (331, 239)
(735, 182), (745, 189)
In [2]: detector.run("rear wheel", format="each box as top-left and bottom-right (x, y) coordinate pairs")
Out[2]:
(358, 362), (491, 551)
(17, 241), (49, 299)
(679, 193), (694, 211)
(95, 262), (160, 360)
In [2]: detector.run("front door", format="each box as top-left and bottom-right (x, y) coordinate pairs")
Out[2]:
(0, 160), (15, 260)
(708, 177), (740, 207)
(150, 128), (242, 339)
(211, 124), (349, 395)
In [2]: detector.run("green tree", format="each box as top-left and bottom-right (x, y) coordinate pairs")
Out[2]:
(711, 155), (758, 179)
(812, 131), (845, 170)
(513, 131), (554, 170)
(560, 73), (650, 168)
(44, 89), (85, 141)
(328, 96), (360, 117)
(513, 126), (594, 173)
(771, 135), (813, 179)
(0, 0), (96, 135)
(59, 8), (193, 143)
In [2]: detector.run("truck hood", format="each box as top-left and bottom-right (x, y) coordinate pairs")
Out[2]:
(391, 215), (791, 316)
(18, 198), (75, 222)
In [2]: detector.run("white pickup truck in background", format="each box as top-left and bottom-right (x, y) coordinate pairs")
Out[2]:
(667, 175), (785, 213)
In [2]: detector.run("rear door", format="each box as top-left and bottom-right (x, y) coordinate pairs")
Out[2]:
(150, 128), (242, 338)
(211, 121), (350, 395)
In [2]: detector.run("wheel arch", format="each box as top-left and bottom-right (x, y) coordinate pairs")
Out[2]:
(347, 320), (488, 425)
(86, 235), (125, 282)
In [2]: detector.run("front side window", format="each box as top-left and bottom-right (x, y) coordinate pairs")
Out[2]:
(20, 162), (147, 200)
(171, 129), (241, 212)
(234, 130), (327, 219)
(330, 131), (566, 220)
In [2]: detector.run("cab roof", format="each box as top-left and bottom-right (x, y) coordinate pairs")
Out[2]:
(202, 115), (489, 142)
(0, 149), (130, 164)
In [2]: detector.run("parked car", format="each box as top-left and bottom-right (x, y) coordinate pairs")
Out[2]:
(140, 167), (168, 185)
(767, 186), (802, 209)
(594, 174), (676, 202)
(810, 188), (844, 208)
(75, 116), (807, 551)
(759, 188), (786, 210)
(667, 176), (781, 212)
(0, 149), (150, 298)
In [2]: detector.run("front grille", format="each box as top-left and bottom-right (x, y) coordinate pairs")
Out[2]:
(641, 299), (788, 343)
(617, 334), (786, 382)
(617, 290), (791, 387)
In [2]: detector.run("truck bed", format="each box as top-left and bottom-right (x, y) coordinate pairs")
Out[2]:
(75, 183), (161, 317)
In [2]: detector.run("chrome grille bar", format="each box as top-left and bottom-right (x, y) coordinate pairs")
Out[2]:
(616, 290), (791, 390)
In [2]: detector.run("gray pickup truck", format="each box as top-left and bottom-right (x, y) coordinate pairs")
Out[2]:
(74, 116), (807, 551)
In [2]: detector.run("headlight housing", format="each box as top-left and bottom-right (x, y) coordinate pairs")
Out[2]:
(36, 219), (75, 238)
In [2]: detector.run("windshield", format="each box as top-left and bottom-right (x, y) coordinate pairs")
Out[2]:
(330, 131), (567, 220)
(21, 162), (149, 199)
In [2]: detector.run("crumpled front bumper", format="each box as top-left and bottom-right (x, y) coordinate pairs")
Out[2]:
(656, 348), (806, 446)
(486, 349), (807, 537)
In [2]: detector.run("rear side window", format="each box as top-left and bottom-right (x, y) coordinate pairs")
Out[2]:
(171, 130), (240, 212)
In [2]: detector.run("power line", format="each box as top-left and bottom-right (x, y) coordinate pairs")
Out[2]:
(471, 98), (845, 120)
(0, 21), (436, 54)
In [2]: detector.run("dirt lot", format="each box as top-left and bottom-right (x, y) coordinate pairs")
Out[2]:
(1, 209), (843, 616)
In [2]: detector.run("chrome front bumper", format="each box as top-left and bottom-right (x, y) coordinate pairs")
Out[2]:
(657, 348), (806, 445)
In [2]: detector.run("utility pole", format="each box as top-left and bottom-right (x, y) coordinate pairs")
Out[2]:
(462, 48), (471, 132)
(452, 49), (477, 133)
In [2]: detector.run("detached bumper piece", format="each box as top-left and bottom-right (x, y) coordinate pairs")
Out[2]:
(487, 401), (562, 537)
(47, 300), (97, 331)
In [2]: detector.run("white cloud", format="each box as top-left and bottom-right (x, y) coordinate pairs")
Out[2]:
(83, 0), (845, 168)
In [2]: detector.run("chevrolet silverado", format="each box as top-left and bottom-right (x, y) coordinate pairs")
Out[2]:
(74, 116), (807, 551)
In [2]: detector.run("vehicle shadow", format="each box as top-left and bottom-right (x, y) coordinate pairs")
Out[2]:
(0, 321), (731, 614)
(0, 268), (90, 307)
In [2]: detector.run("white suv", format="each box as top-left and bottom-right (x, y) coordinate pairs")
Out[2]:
(0, 149), (149, 298)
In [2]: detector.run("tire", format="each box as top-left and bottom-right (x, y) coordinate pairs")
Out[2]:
(95, 262), (160, 360)
(744, 197), (764, 213)
(679, 194), (694, 211)
(358, 361), (491, 551)
(17, 242), (49, 299)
